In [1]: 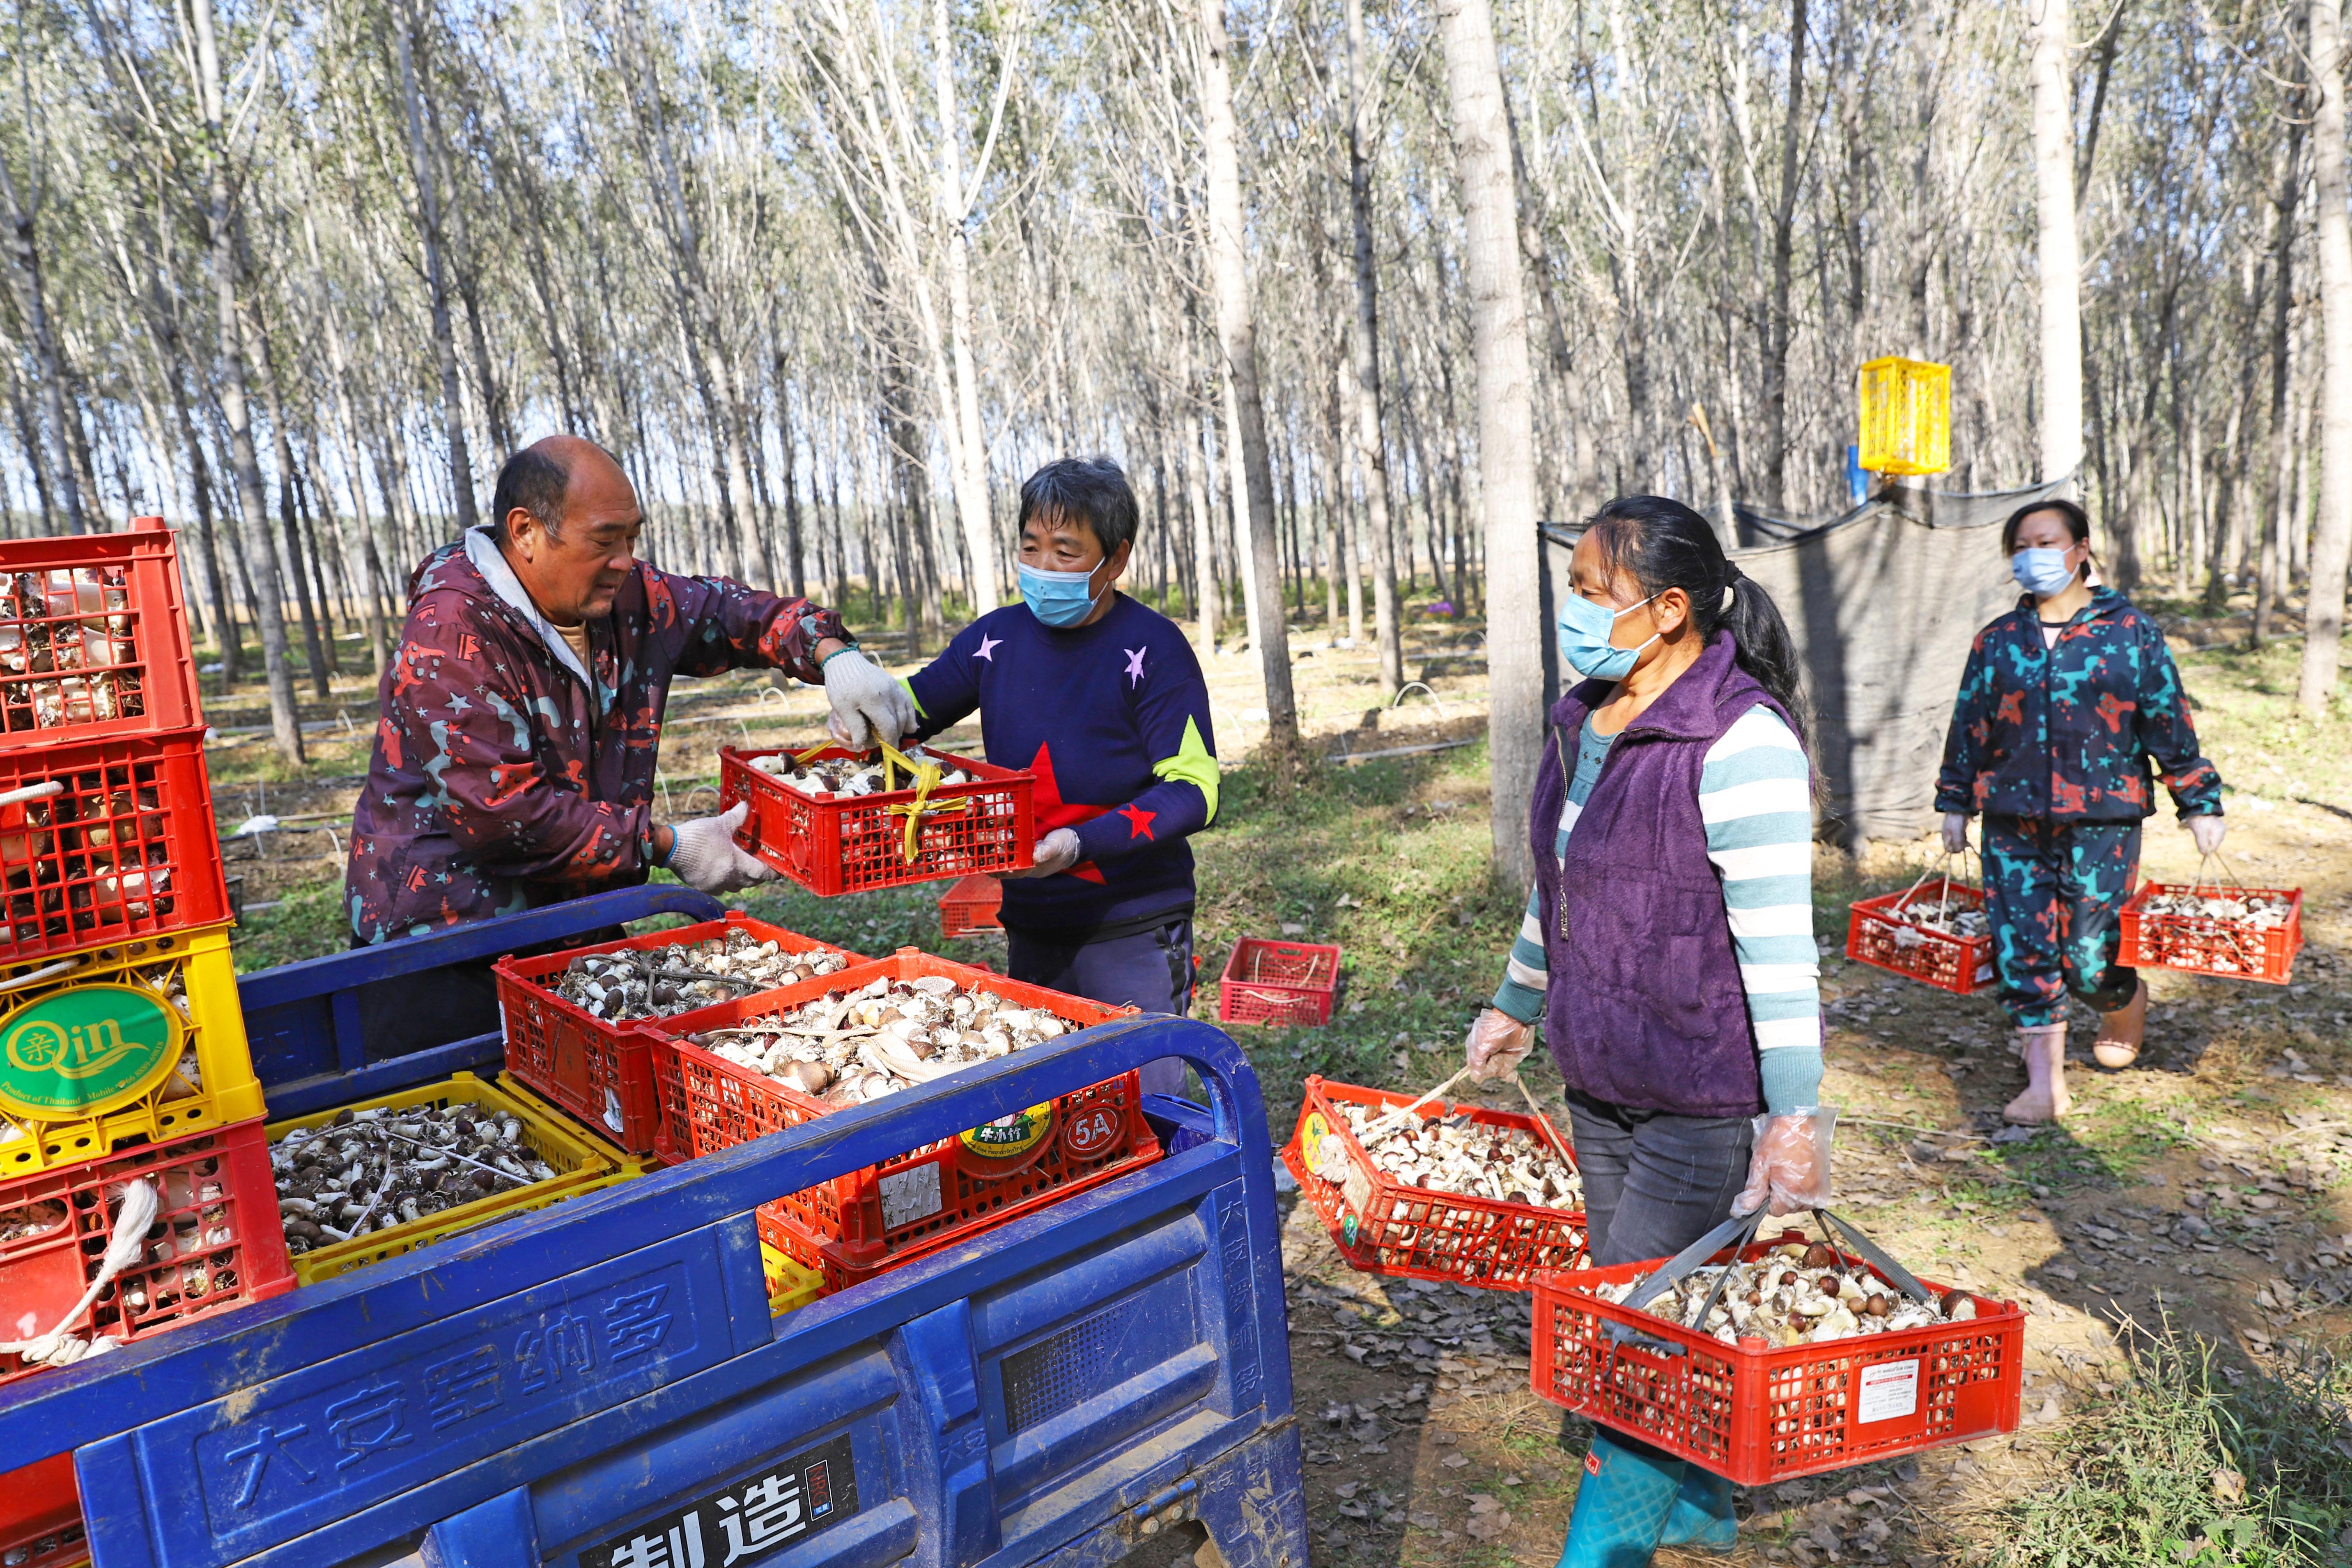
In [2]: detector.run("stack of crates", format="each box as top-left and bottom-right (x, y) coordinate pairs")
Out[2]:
(0, 520), (288, 1564)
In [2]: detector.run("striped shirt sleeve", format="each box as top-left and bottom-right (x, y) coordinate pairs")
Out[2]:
(1701, 708), (1823, 1108)
(1488, 705), (1823, 1111)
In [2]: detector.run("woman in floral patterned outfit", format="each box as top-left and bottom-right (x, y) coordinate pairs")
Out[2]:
(1935, 499), (2226, 1123)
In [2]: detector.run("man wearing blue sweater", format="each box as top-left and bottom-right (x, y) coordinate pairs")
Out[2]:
(901, 459), (1220, 1097)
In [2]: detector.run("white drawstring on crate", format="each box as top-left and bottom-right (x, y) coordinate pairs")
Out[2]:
(0, 1178), (158, 1367)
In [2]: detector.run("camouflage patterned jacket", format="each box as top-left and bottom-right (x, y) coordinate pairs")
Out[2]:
(344, 529), (845, 942)
(1935, 587), (2223, 822)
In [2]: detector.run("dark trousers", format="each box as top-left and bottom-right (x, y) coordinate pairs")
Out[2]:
(1005, 918), (1194, 1100)
(1982, 815), (2142, 1028)
(1563, 1088), (1755, 1462)
(1565, 1088), (1756, 1267)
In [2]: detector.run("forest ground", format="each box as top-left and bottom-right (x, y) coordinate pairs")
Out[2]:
(200, 588), (2352, 1567)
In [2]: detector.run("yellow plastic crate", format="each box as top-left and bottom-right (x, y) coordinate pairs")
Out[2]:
(266, 1072), (625, 1286)
(762, 1242), (826, 1317)
(0, 923), (264, 1175)
(1858, 356), (1952, 476)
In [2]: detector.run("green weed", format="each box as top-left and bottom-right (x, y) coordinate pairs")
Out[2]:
(1994, 1319), (2340, 1566)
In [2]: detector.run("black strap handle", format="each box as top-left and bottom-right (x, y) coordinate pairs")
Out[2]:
(1609, 1208), (1766, 1350)
(1810, 1207), (1936, 1305)
(1602, 1206), (1935, 1352)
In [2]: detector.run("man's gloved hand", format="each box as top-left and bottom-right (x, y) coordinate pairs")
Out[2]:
(1731, 1107), (1837, 1218)
(1003, 827), (1082, 879)
(2189, 814), (2226, 858)
(1463, 1008), (1535, 1082)
(1941, 812), (1970, 855)
(664, 803), (776, 895)
(821, 647), (916, 751)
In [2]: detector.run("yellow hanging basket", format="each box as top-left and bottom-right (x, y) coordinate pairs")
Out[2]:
(1857, 357), (1952, 477)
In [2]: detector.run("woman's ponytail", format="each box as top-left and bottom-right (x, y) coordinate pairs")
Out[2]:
(1580, 496), (1813, 751)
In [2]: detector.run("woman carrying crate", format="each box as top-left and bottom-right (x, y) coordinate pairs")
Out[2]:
(1460, 496), (1830, 1567)
(1935, 498), (2225, 1123)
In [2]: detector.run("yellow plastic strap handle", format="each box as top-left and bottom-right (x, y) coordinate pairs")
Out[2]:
(877, 742), (973, 863)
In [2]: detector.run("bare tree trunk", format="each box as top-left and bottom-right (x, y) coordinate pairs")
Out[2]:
(394, 0), (480, 535)
(935, 0), (1000, 613)
(251, 318), (332, 698)
(0, 149), (85, 532)
(1439, 0), (1543, 889)
(1760, 0), (1806, 511)
(2030, 0), (2086, 487)
(1345, 0), (1404, 690)
(192, 0), (303, 764)
(2304, 0), (2352, 714)
(1185, 403), (1220, 654)
(1194, 0), (1298, 762)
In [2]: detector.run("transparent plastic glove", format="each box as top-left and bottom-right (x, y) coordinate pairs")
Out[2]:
(2188, 815), (2226, 858)
(1002, 826), (1082, 879)
(665, 802), (776, 895)
(1731, 1106), (1837, 1218)
(1941, 813), (1970, 855)
(1463, 1008), (1535, 1082)
(821, 648), (916, 751)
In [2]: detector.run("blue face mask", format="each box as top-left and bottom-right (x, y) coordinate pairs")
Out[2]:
(1557, 591), (1659, 682)
(2011, 546), (2080, 598)
(1019, 560), (1104, 628)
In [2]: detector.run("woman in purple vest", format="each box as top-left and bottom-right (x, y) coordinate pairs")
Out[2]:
(1461, 497), (1831, 1567)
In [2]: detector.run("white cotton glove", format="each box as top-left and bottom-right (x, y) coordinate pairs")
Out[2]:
(664, 802), (776, 895)
(1732, 1107), (1837, 1219)
(2188, 815), (2226, 858)
(1463, 1008), (1536, 1082)
(1941, 813), (1970, 855)
(1003, 827), (1082, 879)
(821, 648), (916, 751)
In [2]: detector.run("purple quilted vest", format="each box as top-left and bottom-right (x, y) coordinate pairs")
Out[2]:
(1530, 633), (1790, 1118)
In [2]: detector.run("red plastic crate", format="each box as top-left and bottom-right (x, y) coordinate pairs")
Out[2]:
(1532, 1240), (2024, 1483)
(1280, 1075), (1587, 1289)
(493, 914), (864, 1155)
(1844, 878), (1994, 994)
(644, 948), (1160, 1283)
(0, 1457), (84, 1568)
(1217, 938), (1342, 1026)
(1, 1116), (294, 1389)
(0, 725), (232, 967)
(2118, 882), (2303, 985)
(0, 518), (203, 755)
(719, 744), (1034, 895)
(939, 872), (1004, 937)
(0, 1453), (84, 1567)
(756, 1068), (1162, 1292)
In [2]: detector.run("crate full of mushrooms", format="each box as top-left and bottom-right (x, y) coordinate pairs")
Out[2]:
(1, 1117), (293, 1387)
(1844, 874), (1995, 994)
(0, 521), (206, 754)
(1281, 1076), (1589, 1291)
(263, 1072), (627, 1286)
(719, 742), (1035, 896)
(493, 914), (863, 1157)
(644, 949), (1161, 1290)
(2120, 879), (2303, 985)
(1532, 1231), (2025, 1484)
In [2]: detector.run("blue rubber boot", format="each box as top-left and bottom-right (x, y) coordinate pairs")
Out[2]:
(1555, 1430), (1685, 1568)
(1658, 1465), (1739, 1552)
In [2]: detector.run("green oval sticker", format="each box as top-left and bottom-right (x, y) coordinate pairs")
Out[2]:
(0, 983), (186, 1119)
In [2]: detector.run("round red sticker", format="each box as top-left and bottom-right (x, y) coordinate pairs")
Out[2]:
(1061, 1104), (1124, 1160)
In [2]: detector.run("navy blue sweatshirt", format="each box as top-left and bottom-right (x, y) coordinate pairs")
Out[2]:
(904, 595), (1220, 940)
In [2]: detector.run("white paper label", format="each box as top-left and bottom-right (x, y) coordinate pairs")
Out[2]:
(880, 1164), (943, 1229)
(1857, 1358), (1920, 1423)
